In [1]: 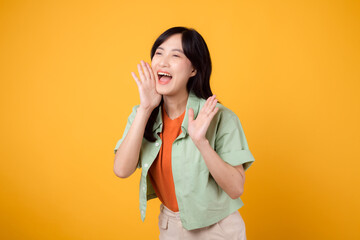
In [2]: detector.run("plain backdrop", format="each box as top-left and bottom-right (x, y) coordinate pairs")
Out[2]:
(1, 0), (359, 239)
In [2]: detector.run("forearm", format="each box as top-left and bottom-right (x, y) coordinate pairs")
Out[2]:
(114, 107), (152, 178)
(195, 139), (245, 199)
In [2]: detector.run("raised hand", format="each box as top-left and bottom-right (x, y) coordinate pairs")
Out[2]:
(131, 60), (162, 112)
(188, 95), (219, 146)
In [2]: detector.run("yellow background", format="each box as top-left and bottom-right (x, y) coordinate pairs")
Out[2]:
(1, 0), (359, 239)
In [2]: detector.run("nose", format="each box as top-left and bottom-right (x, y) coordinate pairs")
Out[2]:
(158, 53), (171, 67)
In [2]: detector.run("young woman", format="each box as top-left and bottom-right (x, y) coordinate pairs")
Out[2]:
(114, 26), (255, 240)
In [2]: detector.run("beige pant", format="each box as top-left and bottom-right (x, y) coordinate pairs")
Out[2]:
(158, 204), (247, 240)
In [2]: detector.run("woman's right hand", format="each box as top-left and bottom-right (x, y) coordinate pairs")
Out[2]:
(131, 60), (162, 112)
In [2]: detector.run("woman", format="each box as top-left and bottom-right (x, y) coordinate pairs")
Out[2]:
(114, 26), (255, 240)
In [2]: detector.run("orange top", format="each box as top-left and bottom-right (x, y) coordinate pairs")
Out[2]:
(148, 103), (185, 212)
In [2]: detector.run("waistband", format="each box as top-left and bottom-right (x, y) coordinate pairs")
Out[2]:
(160, 203), (181, 220)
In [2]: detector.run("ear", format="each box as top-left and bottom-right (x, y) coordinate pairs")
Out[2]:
(190, 68), (197, 77)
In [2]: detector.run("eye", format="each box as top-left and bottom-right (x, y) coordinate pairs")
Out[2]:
(173, 55), (179, 57)
(155, 52), (161, 55)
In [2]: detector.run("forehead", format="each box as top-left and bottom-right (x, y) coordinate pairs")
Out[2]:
(158, 34), (183, 51)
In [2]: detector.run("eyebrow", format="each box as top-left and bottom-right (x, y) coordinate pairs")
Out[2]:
(157, 47), (183, 53)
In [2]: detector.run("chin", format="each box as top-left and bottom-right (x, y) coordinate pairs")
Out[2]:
(156, 85), (171, 96)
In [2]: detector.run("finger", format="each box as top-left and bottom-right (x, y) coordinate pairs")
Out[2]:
(210, 95), (216, 104)
(209, 107), (219, 119)
(131, 72), (141, 86)
(150, 62), (159, 82)
(145, 62), (155, 83)
(141, 60), (151, 82)
(188, 108), (194, 122)
(207, 95), (216, 108)
(202, 95), (214, 112)
(207, 106), (218, 121)
(209, 98), (218, 110)
(204, 95), (217, 114)
(137, 63), (145, 82)
(207, 95), (217, 107)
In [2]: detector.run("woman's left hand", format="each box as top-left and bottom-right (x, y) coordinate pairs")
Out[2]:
(188, 95), (219, 146)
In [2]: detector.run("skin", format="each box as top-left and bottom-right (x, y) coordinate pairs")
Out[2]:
(151, 33), (197, 119)
(115, 33), (245, 199)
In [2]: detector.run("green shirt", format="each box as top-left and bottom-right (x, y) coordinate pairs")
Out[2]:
(114, 90), (255, 230)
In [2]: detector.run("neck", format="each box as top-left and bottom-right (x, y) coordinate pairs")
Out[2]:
(163, 91), (189, 120)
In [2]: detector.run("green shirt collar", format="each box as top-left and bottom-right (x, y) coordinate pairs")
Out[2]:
(153, 90), (201, 136)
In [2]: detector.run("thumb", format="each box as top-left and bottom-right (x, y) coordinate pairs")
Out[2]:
(188, 108), (194, 122)
(131, 72), (140, 87)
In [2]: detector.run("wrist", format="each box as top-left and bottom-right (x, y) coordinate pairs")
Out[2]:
(137, 105), (153, 115)
(193, 138), (209, 149)
(137, 106), (153, 119)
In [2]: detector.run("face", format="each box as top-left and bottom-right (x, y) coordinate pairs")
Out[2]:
(151, 33), (197, 97)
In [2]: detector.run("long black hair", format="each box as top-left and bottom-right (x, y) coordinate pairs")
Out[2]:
(144, 26), (216, 142)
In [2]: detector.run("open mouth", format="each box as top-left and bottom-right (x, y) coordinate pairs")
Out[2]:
(158, 72), (173, 82)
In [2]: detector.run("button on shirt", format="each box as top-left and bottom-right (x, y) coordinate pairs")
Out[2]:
(148, 102), (185, 212)
(114, 90), (255, 230)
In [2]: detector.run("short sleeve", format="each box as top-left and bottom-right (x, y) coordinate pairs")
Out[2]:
(114, 105), (141, 169)
(215, 112), (255, 171)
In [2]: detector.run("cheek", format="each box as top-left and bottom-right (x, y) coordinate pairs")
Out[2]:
(175, 61), (192, 74)
(150, 61), (156, 69)
(150, 58), (158, 67)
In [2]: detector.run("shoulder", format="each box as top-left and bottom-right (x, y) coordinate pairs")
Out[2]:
(216, 103), (239, 120)
(132, 104), (140, 112)
(195, 95), (240, 123)
(210, 102), (243, 132)
(129, 104), (141, 114)
(197, 97), (237, 118)
(126, 104), (140, 121)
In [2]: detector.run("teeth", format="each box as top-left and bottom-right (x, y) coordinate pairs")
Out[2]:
(158, 72), (172, 77)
